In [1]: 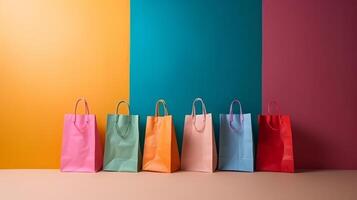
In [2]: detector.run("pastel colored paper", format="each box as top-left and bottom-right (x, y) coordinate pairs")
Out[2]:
(60, 98), (103, 172)
(103, 101), (141, 172)
(218, 99), (254, 172)
(142, 99), (180, 173)
(181, 98), (217, 172)
(256, 102), (295, 173)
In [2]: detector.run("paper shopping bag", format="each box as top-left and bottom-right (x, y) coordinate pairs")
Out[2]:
(142, 99), (180, 173)
(61, 98), (103, 172)
(256, 101), (294, 173)
(218, 98), (254, 172)
(103, 101), (141, 172)
(181, 98), (217, 172)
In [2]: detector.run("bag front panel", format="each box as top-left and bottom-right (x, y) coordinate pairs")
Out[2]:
(181, 114), (215, 172)
(61, 114), (97, 172)
(142, 116), (173, 172)
(256, 115), (294, 172)
(104, 115), (140, 172)
(219, 113), (254, 172)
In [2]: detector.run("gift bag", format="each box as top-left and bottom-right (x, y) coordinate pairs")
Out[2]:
(256, 101), (294, 173)
(142, 99), (180, 173)
(181, 98), (217, 172)
(103, 101), (141, 172)
(61, 98), (103, 172)
(218, 99), (254, 172)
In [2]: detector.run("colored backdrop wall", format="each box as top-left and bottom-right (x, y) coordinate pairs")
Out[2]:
(1, 0), (356, 170)
(130, 0), (262, 149)
(263, 0), (357, 169)
(0, 0), (129, 168)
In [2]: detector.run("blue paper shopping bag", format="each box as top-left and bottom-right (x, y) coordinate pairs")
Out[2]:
(218, 99), (254, 172)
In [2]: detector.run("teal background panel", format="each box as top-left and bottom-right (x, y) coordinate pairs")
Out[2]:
(130, 0), (262, 151)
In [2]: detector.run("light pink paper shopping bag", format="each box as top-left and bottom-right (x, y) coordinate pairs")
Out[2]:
(60, 98), (103, 172)
(181, 98), (217, 172)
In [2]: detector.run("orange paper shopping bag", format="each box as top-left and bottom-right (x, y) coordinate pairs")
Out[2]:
(142, 99), (180, 173)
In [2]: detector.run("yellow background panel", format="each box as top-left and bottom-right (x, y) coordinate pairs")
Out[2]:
(0, 0), (129, 168)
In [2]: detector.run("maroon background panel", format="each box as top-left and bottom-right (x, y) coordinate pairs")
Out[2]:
(263, 0), (357, 169)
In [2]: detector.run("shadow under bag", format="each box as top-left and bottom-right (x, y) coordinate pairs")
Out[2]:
(218, 99), (254, 172)
(103, 101), (141, 172)
(61, 98), (103, 172)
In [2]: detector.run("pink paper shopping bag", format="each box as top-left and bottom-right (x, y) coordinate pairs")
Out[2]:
(181, 98), (217, 172)
(60, 98), (103, 172)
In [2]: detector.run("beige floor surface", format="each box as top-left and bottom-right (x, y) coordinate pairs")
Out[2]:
(0, 170), (356, 200)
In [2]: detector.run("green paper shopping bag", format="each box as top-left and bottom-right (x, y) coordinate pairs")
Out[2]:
(103, 101), (141, 172)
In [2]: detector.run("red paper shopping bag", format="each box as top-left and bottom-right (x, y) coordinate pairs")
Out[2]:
(256, 101), (294, 173)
